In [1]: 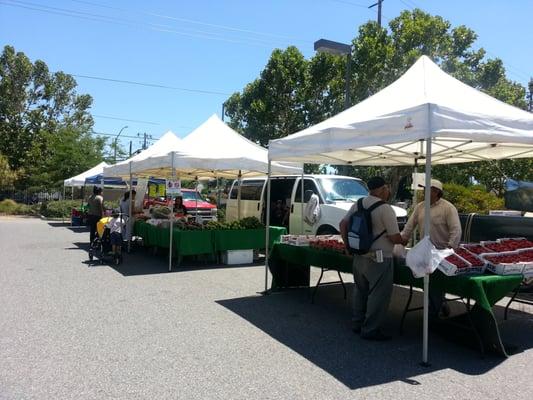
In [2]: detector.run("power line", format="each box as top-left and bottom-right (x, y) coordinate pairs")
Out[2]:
(92, 114), (161, 125)
(0, 0), (295, 48)
(68, 0), (312, 44)
(328, 0), (369, 8)
(72, 73), (231, 96)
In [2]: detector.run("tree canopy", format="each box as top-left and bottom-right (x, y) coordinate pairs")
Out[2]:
(224, 9), (532, 195)
(0, 45), (105, 188)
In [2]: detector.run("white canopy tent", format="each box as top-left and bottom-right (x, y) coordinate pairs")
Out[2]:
(111, 115), (302, 271)
(64, 161), (108, 187)
(103, 130), (182, 178)
(126, 114), (302, 179)
(267, 55), (533, 364)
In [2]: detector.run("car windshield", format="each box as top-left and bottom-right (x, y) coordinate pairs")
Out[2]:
(181, 191), (205, 201)
(317, 177), (368, 202)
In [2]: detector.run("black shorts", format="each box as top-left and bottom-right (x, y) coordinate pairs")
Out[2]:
(110, 232), (123, 245)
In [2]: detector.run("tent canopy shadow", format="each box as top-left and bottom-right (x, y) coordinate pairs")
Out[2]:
(216, 284), (533, 390)
(71, 241), (264, 276)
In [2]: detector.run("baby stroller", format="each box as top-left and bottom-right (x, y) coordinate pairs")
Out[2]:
(88, 216), (121, 265)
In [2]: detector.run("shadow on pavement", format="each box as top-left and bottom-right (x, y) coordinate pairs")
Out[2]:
(47, 221), (89, 233)
(71, 242), (264, 276)
(216, 284), (533, 390)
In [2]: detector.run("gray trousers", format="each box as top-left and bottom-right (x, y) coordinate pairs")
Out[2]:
(352, 255), (394, 335)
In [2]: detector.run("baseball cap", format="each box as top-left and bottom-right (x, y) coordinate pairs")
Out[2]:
(419, 179), (443, 191)
(367, 176), (387, 191)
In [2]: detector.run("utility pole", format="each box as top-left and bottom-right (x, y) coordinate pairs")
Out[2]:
(143, 132), (147, 150)
(221, 103), (225, 122)
(368, 0), (384, 27)
(129, 141), (132, 157)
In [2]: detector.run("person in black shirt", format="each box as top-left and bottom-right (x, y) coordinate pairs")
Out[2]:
(173, 196), (188, 216)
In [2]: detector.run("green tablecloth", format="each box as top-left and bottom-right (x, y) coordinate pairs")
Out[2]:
(270, 243), (524, 356)
(213, 227), (286, 252)
(134, 220), (286, 257)
(270, 243), (522, 313)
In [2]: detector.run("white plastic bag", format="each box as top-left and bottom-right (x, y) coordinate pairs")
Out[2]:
(303, 194), (321, 225)
(405, 236), (453, 278)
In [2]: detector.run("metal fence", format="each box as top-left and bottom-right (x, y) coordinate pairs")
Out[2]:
(0, 186), (64, 204)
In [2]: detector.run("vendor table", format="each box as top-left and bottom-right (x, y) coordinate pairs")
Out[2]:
(269, 243), (523, 357)
(134, 220), (286, 258)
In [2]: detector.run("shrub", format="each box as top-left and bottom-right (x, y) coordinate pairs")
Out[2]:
(40, 200), (82, 218)
(0, 199), (38, 215)
(416, 183), (504, 214)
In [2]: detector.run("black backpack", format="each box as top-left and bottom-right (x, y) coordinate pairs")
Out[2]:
(347, 198), (386, 255)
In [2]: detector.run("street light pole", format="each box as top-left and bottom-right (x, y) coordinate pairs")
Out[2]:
(314, 39), (352, 110)
(113, 125), (128, 163)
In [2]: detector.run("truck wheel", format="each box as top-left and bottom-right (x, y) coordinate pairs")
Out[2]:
(317, 225), (338, 235)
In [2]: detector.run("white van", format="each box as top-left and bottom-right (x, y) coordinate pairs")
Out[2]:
(226, 175), (408, 234)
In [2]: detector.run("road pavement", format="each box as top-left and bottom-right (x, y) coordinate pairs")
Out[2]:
(1, 217), (532, 399)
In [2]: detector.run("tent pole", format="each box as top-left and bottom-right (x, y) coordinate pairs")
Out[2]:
(264, 161), (272, 293)
(169, 152), (175, 272)
(237, 170), (242, 220)
(422, 140), (433, 366)
(412, 158), (419, 245)
(195, 176), (199, 222)
(128, 161), (133, 253)
(300, 168), (304, 234)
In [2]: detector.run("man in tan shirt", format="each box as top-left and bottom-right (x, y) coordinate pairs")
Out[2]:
(340, 176), (403, 341)
(401, 179), (461, 249)
(401, 179), (461, 317)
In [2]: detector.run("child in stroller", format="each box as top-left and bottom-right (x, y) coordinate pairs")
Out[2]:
(89, 210), (127, 265)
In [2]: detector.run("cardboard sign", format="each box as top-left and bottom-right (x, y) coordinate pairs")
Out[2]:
(166, 179), (182, 195)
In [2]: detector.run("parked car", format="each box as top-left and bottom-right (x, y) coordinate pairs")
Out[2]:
(143, 188), (218, 221)
(226, 175), (407, 234)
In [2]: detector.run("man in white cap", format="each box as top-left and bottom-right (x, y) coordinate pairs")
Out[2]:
(401, 178), (461, 317)
(401, 179), (461, 250)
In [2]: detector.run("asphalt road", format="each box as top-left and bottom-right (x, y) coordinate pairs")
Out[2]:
(1, 217), (532, 399)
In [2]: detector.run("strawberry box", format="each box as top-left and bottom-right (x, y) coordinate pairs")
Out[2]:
(456, 247), (486, 269)
(439, 253), (473, 276)
(480, 251), (525, 275)
(309, 235), (346, 253)
(496, 237), (533, 251)
(461, 243), (492, 255)
(518, 249), (533, 277)
(481, 239), (533, 253)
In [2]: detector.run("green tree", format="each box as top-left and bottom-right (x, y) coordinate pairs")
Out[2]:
(0, 45), (100, 187)
(225, 46), (308, 146)
(225, 9), (531, 196)
(0, 154), (19, 187)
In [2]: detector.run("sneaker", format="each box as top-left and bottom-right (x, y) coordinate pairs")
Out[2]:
(361, 330), (392, 341)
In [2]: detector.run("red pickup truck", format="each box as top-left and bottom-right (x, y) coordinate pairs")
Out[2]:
(143, 188), (218, 221)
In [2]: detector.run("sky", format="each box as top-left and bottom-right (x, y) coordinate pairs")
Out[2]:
(1, 0), (531, 153)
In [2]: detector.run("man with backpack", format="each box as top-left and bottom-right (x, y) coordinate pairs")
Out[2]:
(340, 176), (404, 341)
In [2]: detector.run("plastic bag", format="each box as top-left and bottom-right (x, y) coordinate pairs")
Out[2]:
(405, 236), (453, 278)
(304, 194), (321, 225)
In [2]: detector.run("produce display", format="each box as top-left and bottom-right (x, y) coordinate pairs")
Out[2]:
(204, 217), (264, 230)
(456, 247), (485, 267)
(309, 236), (345, 253)
(443, 254), (470, 269)
(149, 206), (172, 219)
(461, 243), (491, 255)
(481, 239), (533, 252)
